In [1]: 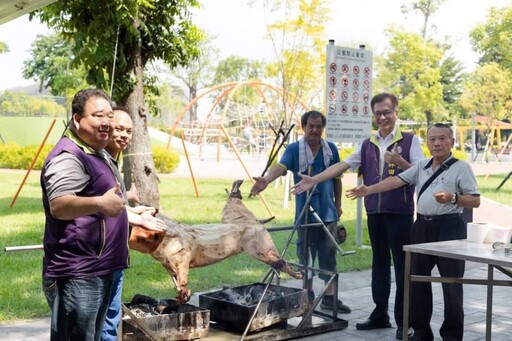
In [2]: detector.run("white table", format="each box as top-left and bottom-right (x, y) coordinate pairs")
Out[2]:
(402, 240), (512, 341)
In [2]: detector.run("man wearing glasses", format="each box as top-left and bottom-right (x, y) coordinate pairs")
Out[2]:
(292, 93), (424, 339)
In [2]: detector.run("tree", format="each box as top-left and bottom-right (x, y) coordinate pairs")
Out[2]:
(401, 0), (446, 40)
(0, 91), (66, 116)
(213, 56), (264, 85)
(148, 80), (187, 129)
(22, 33), (88, 96)
(212, 56), (265, 111)
(460, 63), (512, 123)
(35, 0), (204, 207)
(378, 0), (467, 125)
(470, 6), (512, 72)
(374, 29), (445, 125)
(171, 38), (219, 122)
(439, 54), (466, 117)
(255, 0), (329, 122)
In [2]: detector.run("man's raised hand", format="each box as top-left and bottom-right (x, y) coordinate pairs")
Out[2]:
(100, 184), (126, 217)
(249, 177), (268, 197)
(290, 173), (315, 195)
(345, 185), (368, 200)
(384, 143), (401, 165)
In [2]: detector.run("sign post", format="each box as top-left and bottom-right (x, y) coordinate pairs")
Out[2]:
(325, 42), (373, 145)
(325, 41), (373, 247)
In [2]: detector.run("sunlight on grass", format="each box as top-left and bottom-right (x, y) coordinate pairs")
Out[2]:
(2, 170), (509, 322)
(0, 171), (366, 321)
(475, 174), (512, 204)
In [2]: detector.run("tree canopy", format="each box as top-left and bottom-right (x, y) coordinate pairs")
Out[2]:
(34, 0), (205, 207)
(470, 6), (512, 72)
(22, 33), (88, 96)
(460, 62), (512, 122)
(375, 29), (445, 124)
(35, 0), (204, 102)
(171, 38), (219, 121)
(260, 0), (329, 122)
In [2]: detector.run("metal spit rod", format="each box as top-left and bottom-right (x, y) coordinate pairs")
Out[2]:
(5, 245), (43, 252)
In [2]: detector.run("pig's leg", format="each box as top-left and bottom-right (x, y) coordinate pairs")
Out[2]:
(161, 252), (193, 303)
(243, 229), (303, 279)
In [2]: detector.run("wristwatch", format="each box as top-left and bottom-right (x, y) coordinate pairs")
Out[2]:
(450, 193), (458, 204)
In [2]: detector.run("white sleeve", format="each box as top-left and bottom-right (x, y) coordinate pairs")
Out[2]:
(397, 162), (420, 186)
(409, 136), (425, 164)
(343, 143), (363, 171)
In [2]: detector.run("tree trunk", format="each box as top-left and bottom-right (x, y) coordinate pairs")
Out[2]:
(121, 40), (160, 208)
(189, 86), (198, 122)
(425, 109), (433, 127)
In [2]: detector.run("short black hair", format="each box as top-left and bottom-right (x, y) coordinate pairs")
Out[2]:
(370, 93), (398, 114)
(428, 123), (453, 136)
(112, 106), (130, 114)
(72, 89), (111, 117)
(301, 110), (326, 129)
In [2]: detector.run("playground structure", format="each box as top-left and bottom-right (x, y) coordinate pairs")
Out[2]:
(456, 115), (512, 162)
(403, 114), (512, 161)
(166, 81), (310, 161)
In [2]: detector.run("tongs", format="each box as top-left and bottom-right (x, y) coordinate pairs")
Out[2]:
(492, 242), (512, 253)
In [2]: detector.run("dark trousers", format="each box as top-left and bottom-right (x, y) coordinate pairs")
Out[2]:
(410, 217), (466, 341)
(297, 221), (337, 282)
(43, 273), (114, 341)
(367, 213), (413, 327)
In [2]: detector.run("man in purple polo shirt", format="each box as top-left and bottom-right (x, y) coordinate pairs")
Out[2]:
(41, 89), (128, 340)
(292, 93), (424, 340)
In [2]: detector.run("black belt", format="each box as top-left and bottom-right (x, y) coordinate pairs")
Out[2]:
(417, 213), (462, 221)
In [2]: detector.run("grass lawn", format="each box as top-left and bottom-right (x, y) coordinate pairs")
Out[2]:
(0, 116), (170, 148)
(0, 117), (67, 146)
(0, 170), (509, 322)
(0, 171), (371, 322)
(475, 173), (512, 204)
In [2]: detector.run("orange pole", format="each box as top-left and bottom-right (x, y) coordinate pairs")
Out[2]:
(10, 119), (57, 208)
(218, 124), (274, 217)
(179, 130), (200, 198)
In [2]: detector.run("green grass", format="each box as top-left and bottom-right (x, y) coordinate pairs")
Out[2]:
(0, 116), (170, 148)
(475, 174), (512, 204)
(1, 171), (509, 322)
(0, 117), (67, 146)
(0, 171), (370, 322)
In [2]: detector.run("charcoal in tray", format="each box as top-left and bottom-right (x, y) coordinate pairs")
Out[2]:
(128, 294), (181, 315)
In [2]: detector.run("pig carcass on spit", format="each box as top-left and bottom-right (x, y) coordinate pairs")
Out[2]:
(129, 180), (302, 303)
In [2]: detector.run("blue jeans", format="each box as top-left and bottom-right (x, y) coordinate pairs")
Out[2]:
(43, 273), (114, 341)
(101, 270), (124, 341)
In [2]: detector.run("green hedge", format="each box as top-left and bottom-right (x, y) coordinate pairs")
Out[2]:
(152, 146), (180, 173)
(421, 145), (467, 160)
(0, 143), (54, 170)
(339, 146), (355, 161)
(0, 143), (180, 173)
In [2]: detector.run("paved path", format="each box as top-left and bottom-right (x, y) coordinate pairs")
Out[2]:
(1, 156), (512, 340)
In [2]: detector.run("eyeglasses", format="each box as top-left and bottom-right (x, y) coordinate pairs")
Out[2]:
(374, 110), (395, 117)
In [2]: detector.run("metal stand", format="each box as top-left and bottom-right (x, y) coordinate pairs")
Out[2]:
(237, 186), (354, 340)
(496, 171), (512, 190)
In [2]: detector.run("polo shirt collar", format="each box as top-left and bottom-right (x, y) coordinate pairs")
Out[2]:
(376, 124), (398, 140)
(64, 129), (100, 155)
(423, 153), (454, 169)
